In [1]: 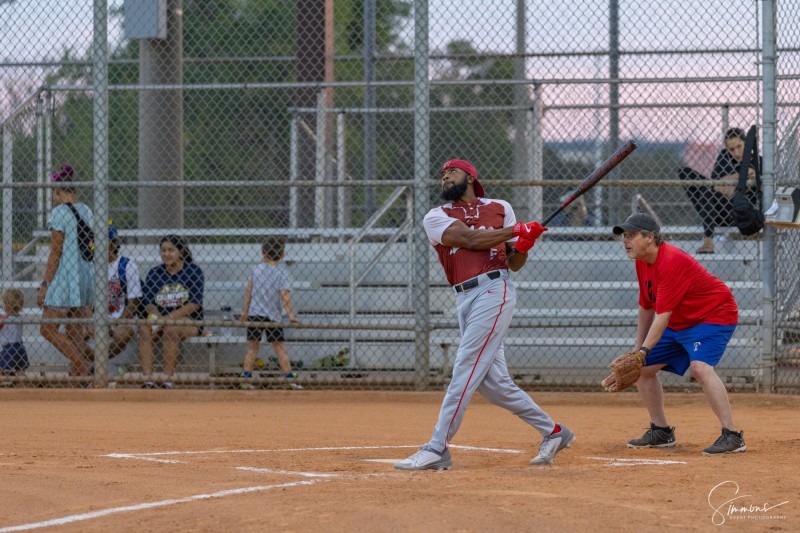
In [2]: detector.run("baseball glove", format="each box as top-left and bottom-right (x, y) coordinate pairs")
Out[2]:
(601, 350), (644, 392)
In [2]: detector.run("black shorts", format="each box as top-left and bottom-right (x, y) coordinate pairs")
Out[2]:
(245, 316), (285, 343)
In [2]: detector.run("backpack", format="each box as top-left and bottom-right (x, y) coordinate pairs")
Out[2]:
(731, 126), (764, 236)
(65, 203), (95, 262)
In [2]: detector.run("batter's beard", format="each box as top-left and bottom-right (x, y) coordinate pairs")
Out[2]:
(440, 180), (468, 202)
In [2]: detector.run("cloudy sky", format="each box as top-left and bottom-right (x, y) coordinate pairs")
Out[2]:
(1, 0), (797, 142)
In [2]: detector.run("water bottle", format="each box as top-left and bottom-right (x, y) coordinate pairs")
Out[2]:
(221, 306), (232, 337)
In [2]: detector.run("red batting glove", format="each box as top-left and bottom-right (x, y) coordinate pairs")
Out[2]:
(513, 237), (535, 254)
(512, 221), (547, 241)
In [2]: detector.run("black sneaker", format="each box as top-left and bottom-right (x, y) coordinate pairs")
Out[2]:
(702, 428), (746, 455)
(627, 423), (676, 448)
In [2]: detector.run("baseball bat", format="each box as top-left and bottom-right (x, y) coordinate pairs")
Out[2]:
(541, 139), (638, 226)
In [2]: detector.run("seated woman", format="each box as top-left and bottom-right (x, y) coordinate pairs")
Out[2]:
(138, 235), (205, 389)
(678, 127), (762, 254)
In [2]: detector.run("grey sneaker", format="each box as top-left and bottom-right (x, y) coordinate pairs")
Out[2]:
(702, 428), (746, 455)
(530, 424), (575, 465)
(627, 423), (676, 448)
(394, 448), (452, 471)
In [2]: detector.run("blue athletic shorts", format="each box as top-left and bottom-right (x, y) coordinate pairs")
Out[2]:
(646, 323), (736, 376)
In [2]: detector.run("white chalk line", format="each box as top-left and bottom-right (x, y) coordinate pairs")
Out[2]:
(363, 458), (401, 464)
(236, 466), (340, 478)
(0, 480), (320, 533)
(0, 444), (545, 531)
(587, 456), (687, 467)
(450, 444), (525, 454)
(100, 443), (526, 462)
(105, 453), (183, 464)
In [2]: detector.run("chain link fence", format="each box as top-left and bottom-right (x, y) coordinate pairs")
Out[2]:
(1, 0), (799, 392)
(775, 224), (800, 393)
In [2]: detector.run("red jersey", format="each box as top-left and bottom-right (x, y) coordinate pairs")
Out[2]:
(423, 197), (516, 285)
(636, 242), (738, 330)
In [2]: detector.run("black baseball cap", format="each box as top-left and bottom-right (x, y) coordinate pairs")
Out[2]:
(612, 212), (660, 235)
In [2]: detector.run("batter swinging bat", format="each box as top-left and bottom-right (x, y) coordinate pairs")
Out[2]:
(541, 139), (638, 227)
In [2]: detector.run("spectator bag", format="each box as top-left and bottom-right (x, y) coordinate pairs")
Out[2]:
(732, 126), (764, 236)
(65, 203), (95, 262)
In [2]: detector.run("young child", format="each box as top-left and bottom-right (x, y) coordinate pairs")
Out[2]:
(106, 222), (144, 359)
(239, 236), (301, 390)
(1, 288), (29, 378)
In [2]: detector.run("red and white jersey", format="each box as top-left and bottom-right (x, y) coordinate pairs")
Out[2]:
(423, 197), (516, 285)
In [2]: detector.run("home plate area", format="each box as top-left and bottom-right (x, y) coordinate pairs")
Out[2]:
(104, 444), (688, 472)
(103, 444), (688, 475)
(0, 444), (691, 532)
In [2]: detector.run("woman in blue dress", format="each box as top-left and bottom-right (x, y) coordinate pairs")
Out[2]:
(36, 165), (95, 379)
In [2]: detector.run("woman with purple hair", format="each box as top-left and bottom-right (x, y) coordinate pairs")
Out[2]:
(37, 164), (95, 381)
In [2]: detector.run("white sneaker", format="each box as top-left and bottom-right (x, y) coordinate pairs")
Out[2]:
(530, 424), (575, 465)
(394, 448), (452, 471)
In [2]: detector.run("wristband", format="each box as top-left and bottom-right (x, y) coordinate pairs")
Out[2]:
(147, 313), (160, 332)
(639, 346), (651, 357)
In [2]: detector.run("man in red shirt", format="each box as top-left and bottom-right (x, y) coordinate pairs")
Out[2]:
(394, 159), (574, 471)
(613, 212), (745, 455)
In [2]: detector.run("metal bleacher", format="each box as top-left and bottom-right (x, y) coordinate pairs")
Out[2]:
(8, 225), (763, 388)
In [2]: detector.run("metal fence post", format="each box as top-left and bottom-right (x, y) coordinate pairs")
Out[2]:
(413, 0), (431, 390)
(35, 95), (44, 230)
(336, 113), (347, 229)
(760, 0), (779, 392)
(2, 126), (11, 281)
(530, 83), (543, 220)
(290, 115), (299, 229)
(315, 89), (327, 228)
(92, 0), (110, 388)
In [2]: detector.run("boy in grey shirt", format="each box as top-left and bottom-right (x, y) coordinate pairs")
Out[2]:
(239, 237), (301, 389)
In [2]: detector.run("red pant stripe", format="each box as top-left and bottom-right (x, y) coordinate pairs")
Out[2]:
(444, 280), (508, 448)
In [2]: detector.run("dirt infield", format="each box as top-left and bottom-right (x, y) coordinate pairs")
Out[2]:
(1, 390), (798, 532)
